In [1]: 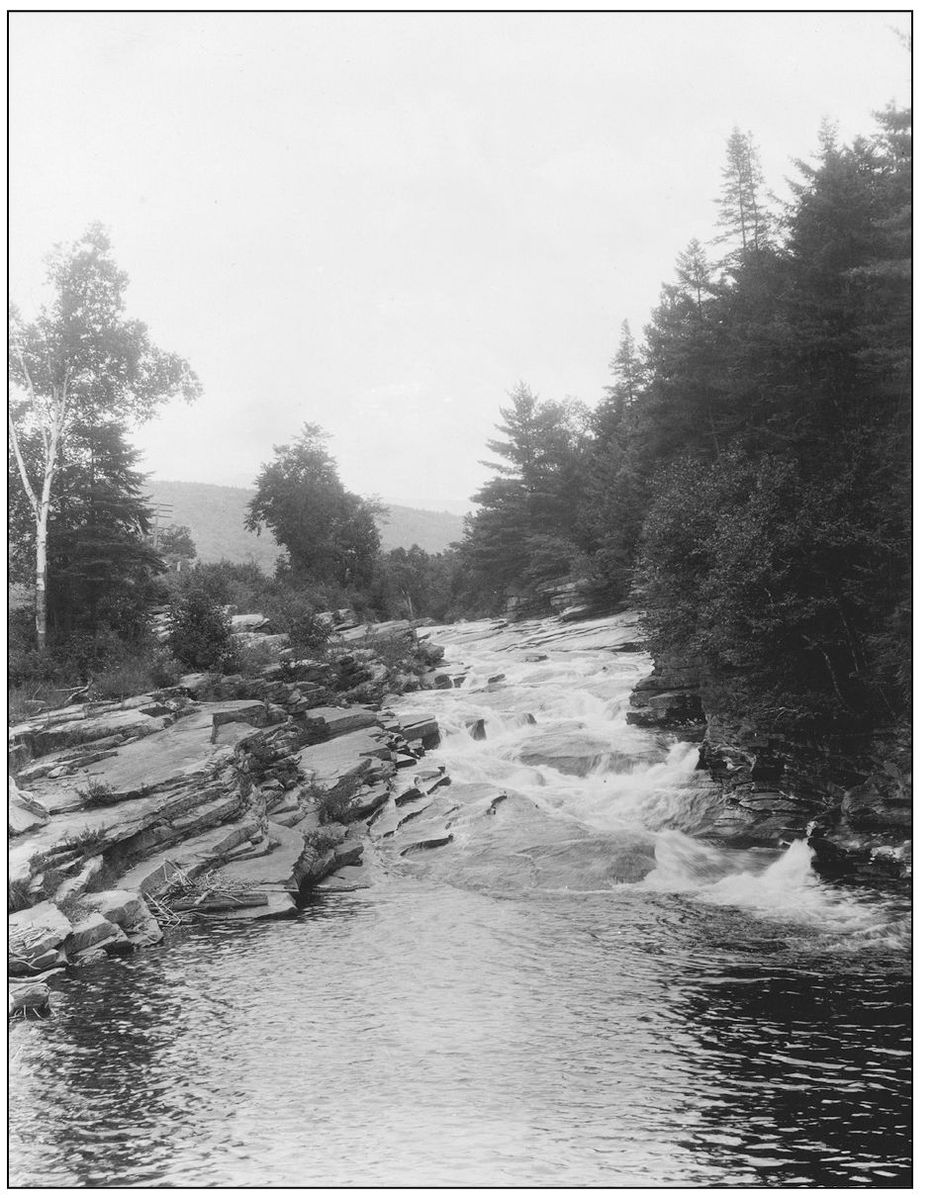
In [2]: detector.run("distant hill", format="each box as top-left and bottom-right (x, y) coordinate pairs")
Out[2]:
(146, 480), (465, 570)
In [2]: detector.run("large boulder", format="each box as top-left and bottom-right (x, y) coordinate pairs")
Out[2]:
(9, 778), (49, 837)
(81, 890), (162, 948)
(64, 913), (130, 959)
(396, 715), (440, 750)
(9, 901), (73, 975)
(9, 980), (51, 1015)
(301, 705), (383, 740)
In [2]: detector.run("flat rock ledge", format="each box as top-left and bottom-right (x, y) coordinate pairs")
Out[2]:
(9, 619), (450, 1012)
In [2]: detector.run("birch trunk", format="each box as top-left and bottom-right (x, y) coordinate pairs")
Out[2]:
(34, 403), (65, 652)
(9, 375), (65, 652)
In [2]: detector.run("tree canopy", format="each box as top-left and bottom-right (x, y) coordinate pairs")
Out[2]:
(457, 108), (911, 736)
(246, 423), (384, 588)
(9, 224), (201, 649)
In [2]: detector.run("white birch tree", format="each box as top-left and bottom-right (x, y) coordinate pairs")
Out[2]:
(9, 224), (200, 650)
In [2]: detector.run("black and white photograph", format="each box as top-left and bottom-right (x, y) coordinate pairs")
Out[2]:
(8, 9), (911, 1188)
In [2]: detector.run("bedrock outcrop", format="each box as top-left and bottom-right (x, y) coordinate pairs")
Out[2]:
(627, 648), (910, 883)
(8, 619), (453, 1012)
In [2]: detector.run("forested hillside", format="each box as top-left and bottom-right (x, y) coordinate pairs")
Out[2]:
(146, 480), (464, 568)
(457, 108), (910, 741)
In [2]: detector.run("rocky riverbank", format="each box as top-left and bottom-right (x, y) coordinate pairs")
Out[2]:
(8, 618), (459, 1016)
(625, 645), (911, 884)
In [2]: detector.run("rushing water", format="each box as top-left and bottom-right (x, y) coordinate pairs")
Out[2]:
(9, 616), (911, 1187)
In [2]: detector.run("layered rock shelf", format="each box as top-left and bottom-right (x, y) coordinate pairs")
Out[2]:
(626, 641), (911, 882)
(8, 619), (456, 1015)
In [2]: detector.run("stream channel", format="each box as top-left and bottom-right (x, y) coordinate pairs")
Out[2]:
(9, 615), (911, 1187)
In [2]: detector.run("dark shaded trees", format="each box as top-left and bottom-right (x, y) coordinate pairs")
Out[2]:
(372, 545), (459, 621)
(462, 109), (909, 739)
(9, 419), (165, 647)
(634, 109), (911, 732)
(459, 384), (591, 609)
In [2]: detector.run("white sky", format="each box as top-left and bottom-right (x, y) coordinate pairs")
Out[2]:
(9, 11), (911, 512)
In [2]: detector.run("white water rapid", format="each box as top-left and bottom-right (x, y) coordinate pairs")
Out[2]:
(388, 614), (907, 943)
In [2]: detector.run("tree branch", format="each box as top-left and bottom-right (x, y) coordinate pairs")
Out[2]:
(8, 408), (40, 520)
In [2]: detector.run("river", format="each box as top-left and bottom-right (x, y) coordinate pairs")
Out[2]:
(9, 615), (911, 1187)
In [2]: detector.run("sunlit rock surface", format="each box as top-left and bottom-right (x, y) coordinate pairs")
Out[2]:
(8, 617), (449, 983)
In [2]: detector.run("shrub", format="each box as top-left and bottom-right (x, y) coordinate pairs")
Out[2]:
(76, 780), (120, 808)
(148, 644), (185, 688)
(58, 893), (93, 921)
(89, 657), (158, 701)
(229, 638), (280, 678)
(302, 827), (344, 858)
(167, 588), (238, 671)
(60, 825), (109, 857)
(308, 774), (361, 825)
(372, 632), (417, 672)
(287, 610), (331, 656)
(8, 876), (33, 913)
(8, 682), (68, 725)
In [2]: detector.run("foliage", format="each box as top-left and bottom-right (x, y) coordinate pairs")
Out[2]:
(302, 827), (345, 859)
(308, 773), (362, 825)
(246, 424), (384, 587)
(632, 110), (911, 733)
(156, 523), (197, 578)
(76, 779), (120, 808)
(9, 596), (184, 707)
(370, 545), (460, 621)
(88, 643), (183, 698)
(9, 421), (167, 657)
(232, 638), (282, 677)
(8, 876), (33, 914)
(60, 825), (110, 857)
(9, 223), (200, 648)
(286, 609), (332, 656)
(457, 109), (910, 743)
(458, 383), (591, 609)
(166, 588), (238, 672)
(716, 127), (775, 262)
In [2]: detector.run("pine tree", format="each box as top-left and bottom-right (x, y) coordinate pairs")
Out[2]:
(9, 420), (165, 645)
(716, 128), (773, 263)
(461, 384), (591, 607)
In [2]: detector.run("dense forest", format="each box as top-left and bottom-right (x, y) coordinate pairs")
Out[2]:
(451, 108), (911, 740)
(10, 106), (909, 750)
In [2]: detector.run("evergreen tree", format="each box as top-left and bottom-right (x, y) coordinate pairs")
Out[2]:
(8, 420), (165, 646)
(461, 383), (591, 608)
(607, 319), (647, 411)
(716, 128), (774, 263)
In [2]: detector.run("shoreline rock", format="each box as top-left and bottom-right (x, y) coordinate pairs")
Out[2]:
(8, 617), (448, 1012)
(627, 647), (911, 883)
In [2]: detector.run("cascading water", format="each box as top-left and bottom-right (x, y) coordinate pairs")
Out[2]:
(9, 614), (910, 1187)
(385, 618), (909, 931)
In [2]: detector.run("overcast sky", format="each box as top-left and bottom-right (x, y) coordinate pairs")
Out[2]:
(9, 11), (910, 512)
